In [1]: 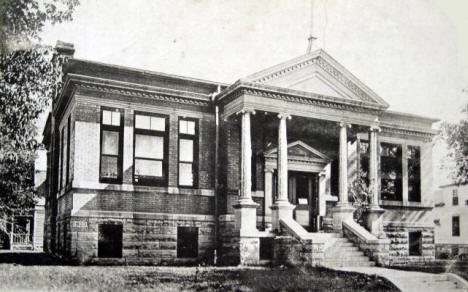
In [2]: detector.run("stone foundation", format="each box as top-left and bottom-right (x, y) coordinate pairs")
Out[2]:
(384, 222), (435, 267)
(55, 211), (216, 265)
(273, 236), (324, 267)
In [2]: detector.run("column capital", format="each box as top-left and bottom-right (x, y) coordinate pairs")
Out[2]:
(264, 167), (275, 174)
(277, 113), (292, 120)
(236, 108), (256, 115)
(339, 121), (352, 128)
(369, 125), (381, 132)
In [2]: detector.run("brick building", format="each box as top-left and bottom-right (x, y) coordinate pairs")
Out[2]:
(43, 42), (438, 267)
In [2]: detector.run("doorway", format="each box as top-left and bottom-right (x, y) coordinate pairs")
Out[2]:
(288, 171), (319, 232)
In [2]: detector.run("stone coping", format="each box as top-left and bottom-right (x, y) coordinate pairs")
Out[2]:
(343, 219), (390, 244)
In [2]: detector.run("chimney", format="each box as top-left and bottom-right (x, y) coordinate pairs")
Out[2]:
(55, 40), (75, 58)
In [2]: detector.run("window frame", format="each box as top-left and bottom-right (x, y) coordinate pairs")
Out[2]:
(99, 107), (124, 184)
(177, 117), (199, 188)
(59, 127), (64, 190)
(380, 142), (403, 201)
(407, 145), (421, 202)
(66, 115), (71, 186)
(132, 111), (169, 186)
(453, 189), (459, 206)
(408, 231), (422, 256)
(452, 216), (460, 237)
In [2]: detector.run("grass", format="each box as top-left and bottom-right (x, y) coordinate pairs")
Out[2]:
(0, 252), (399, 291)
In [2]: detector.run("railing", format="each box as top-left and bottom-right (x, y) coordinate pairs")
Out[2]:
(13, 233), (31, 245)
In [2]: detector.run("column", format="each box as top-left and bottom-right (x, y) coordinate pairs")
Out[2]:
(366, 125), (385, 236)
(338, 121), (350, 206)
(233, 109), (258, 236)
(331, 121), (354, 231)
(239, 109), (254, 203)
(368, 126), (381, 207)
(277, 113), (290, 203)
(270, 113), (295, 231)
(264, 168), (274, 228)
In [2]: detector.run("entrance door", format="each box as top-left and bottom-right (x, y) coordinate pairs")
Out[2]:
(289, 171), (319, 232)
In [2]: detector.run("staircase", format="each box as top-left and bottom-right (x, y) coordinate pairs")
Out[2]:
(323, 233), (375, 268)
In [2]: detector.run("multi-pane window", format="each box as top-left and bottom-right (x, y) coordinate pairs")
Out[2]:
(452, 216), (460, 237)
(380, 143), (403, 201)
(178, 118), (198, 187)
(407, 145), (421, 202)
(453, 189), (459, 206)
(133, 112), (168, 186)
(100, 108), (123, 183)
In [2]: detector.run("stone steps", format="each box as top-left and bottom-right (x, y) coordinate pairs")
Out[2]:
(322, 234), (375, 268)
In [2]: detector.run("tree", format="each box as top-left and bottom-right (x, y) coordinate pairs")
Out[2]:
(440, 90), (468, 184)
(0, 0), (78, 237)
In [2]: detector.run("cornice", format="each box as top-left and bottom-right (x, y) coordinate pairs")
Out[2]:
(219, 85), (384, 115)
(380, 126), (437, 141)
(59, 74), (212, 109)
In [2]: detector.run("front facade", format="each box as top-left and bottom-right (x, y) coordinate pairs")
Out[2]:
(43, 43), (438, 267)
(433, 183), (468, 258)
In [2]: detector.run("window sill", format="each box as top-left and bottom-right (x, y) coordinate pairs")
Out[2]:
(72, 181), (215, 196)
(379, 200), (433, 209)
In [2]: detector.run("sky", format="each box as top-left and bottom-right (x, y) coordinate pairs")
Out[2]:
(38, 0), (468, 183)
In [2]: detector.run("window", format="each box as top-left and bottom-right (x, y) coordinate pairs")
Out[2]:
(98, 224), (123, 258)
(453, 189), (459, 206)
(358, 140), (369, 185)
(408, 231), (422, 256)
(133, 112), (168, 186)
(260, 237), (274, 260)
(452, 216), (460, 237)
(66, 116), (71, 185)
(60, 128), (64, 190)
(381, 143), (403, 201)
(407, 146), (421, 202)
(177, 226), (198, 258)
(178, 118), (198, 187)
(100, 108), (123, 183)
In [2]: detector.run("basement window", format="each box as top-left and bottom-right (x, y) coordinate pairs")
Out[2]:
(260, 237), (274, 260)
(98, 224), (123, 258)
(177, 227), (198, 258)
(408, 231), (422, 256)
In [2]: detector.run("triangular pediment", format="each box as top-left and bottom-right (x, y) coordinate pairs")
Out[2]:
(245, 49), (389, 107)
(264, 141), (331, 162)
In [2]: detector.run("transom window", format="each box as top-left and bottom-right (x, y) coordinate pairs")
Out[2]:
(100, 108), (123, 183)
(133, 112), (168, 186)
(178, 118), (198, 187)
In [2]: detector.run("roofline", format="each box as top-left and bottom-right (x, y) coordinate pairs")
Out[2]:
(383, 110), (440, 123)
(439, 182), (468, 188)
(70, 58), (229, 88)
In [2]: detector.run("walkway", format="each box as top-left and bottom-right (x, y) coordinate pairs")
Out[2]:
(332, 266), (468, 292)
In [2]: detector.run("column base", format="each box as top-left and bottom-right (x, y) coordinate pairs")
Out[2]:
(270, 201), (295, 232)
(331, 203), (354, 232)
(233, 200), (259, 237)
(366, 206), (386, 238)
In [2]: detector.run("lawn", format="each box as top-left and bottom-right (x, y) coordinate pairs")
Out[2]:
(0, 252), (399, 291)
